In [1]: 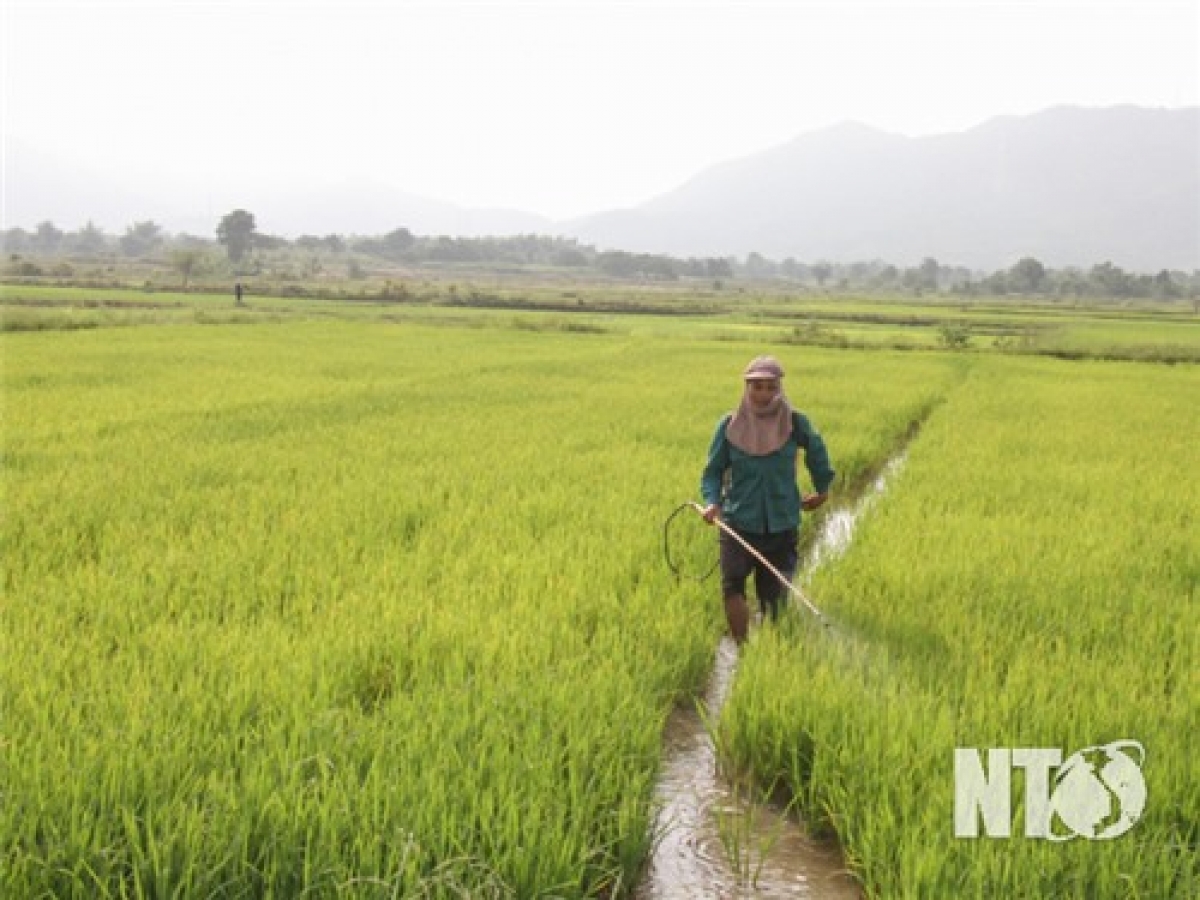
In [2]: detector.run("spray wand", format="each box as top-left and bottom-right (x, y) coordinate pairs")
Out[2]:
(666, 501), (832, 629)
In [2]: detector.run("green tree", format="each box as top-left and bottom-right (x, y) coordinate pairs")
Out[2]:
(33, 221), (64, 254)
(918, 257), (941, 291)
(3, 228), (31, 254)
(72, 221), (108, 255)
(217, 209), (257, 263)
(1089, 261), (1133, 298)
(744, 251), (776, 278)
(810, 261), (833, 287)
(381, 227), (415, 259)
(1009, 257), (1047, 293)
(1151, 270), (1178, 299)
(705, 257), (733, 279)
(169, 248), (205, 288)
(872, 264), (899, 290)
(119, 221), (164, 257)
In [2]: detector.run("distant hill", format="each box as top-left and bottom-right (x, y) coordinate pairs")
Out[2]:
(220, 180), (554, 240)
(565, 105), (1200, 272)
(3, 137), (160, 234)
(7, 105), (1197, 271)
(3, 137), (553, 239)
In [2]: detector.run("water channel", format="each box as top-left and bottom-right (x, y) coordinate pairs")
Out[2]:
(635, 456), (905, 898)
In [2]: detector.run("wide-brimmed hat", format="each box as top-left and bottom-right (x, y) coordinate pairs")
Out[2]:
(743, 355), (785, 380)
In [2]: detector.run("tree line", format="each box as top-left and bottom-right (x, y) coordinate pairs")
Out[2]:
(4, 210), (1197, 302)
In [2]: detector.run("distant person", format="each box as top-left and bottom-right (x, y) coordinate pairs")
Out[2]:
(700, 355), (835, 643)
(234, 282), (245, 307)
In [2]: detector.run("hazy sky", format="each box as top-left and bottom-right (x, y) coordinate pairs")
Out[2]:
(4, 0), (1198, 221)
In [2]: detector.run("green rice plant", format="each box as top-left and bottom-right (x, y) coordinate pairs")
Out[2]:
(721, 354), (1198, 898)
(711, 778), (794, 890)
(1, 321), (962, 897)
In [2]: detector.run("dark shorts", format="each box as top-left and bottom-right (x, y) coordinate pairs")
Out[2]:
(719, 526), (799, 611)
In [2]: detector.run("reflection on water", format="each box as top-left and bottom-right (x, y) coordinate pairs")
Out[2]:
(636, 454), (905, 898)
(804, 456), (905, 577)
(634, 637), (859, 899)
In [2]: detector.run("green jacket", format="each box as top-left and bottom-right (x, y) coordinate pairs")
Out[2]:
(700, 411), (835, 534)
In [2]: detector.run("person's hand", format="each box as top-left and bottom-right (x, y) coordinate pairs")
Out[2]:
(701, 503), (721, 524)
(802, 492), (829, 511)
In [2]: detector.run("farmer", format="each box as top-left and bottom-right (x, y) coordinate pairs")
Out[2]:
(700, 355), (835, 643)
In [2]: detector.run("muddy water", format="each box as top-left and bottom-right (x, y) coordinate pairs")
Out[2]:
(635, 456), (905, 899)
(633, 636), (858, 899)
(804, 455), (905, 576)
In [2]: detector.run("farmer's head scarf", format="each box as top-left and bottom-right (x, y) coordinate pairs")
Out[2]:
(726, 355), (793, 456)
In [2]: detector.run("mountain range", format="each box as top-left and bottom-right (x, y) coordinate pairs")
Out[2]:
(6, 105), (1197, 272)
(567, 105), (1199, 272)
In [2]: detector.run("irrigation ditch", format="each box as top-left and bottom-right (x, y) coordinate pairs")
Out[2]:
(636, 445), (913, 898)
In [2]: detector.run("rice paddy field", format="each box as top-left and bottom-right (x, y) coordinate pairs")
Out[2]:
(5, 282), (1200, 362)
(2, 290), (1196, 898)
